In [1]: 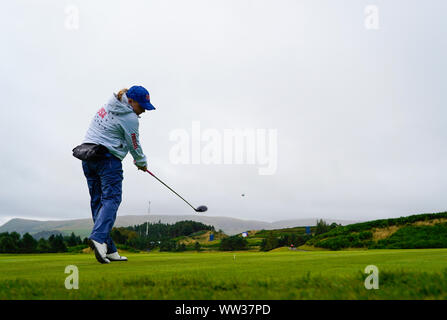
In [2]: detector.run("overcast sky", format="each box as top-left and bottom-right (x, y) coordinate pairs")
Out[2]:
(0, 0), (446, 226)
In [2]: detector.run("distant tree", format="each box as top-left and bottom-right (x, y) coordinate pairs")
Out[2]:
(194, 241), (201, 252)
(126, 237), (152, 251)
(315, 219), (331, 235)
(36, 238), (51, 253)
(330, 222), (341, 229)
(111, 227), (138, 244)
(220, 236), (248, 251)
(9, 232), (21, 242)
(277, 233), (310, 248)
(0, 235), (18, 253)
(111, 228), (126, 244)
(65, 232), (82, 247)
(159, 240), (176, 252)
(49, 234), (67, 253)
(260, 232), (279, 251)
(20, 233), (37, 253)
(176, 243), (187, 252)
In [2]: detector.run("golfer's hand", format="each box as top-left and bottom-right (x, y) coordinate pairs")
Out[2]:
(134, 160), (147, 172)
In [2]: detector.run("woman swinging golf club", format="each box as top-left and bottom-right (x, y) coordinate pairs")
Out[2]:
(73, 85), (155, 264)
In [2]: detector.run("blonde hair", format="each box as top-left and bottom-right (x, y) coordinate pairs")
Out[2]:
(116, 88), (128, 101)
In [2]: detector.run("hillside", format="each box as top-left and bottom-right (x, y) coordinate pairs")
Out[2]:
(306, 211), (447, 250)
(0, 215), (356, 238)
(175, 230), (227, 250)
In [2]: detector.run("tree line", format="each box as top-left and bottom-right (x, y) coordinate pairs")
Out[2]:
(112, 220), (215, 251)
(0, 221), (216, 254)
(0, 232), (85, 253)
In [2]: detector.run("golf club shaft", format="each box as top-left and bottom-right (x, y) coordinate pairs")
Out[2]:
(146, 169), (197, 211)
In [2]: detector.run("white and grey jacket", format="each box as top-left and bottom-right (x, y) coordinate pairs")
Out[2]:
(83, 93), (147, 168)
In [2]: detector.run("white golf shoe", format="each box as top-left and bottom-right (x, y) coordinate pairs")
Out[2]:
(91, 239), (110, 264)
(106, 252), (128, 262)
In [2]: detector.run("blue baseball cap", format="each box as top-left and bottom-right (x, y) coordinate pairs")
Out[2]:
(126, 85), (156, 110)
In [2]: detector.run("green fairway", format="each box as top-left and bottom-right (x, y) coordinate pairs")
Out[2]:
(1, 249), (447, 299)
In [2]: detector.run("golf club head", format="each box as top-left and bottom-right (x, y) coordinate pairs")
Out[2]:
(195, 205), (208, 213)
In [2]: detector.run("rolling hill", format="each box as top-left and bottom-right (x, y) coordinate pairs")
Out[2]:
(0, 215), (356, 238)
(306, 211), (447, 250)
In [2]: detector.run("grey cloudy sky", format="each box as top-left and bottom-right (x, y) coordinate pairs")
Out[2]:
(1, 0), (446, 226)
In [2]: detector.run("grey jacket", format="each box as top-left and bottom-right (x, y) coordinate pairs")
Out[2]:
(83, 93), (147, 167)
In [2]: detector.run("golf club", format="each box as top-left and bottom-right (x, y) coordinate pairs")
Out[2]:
(145, 169), (208, 213)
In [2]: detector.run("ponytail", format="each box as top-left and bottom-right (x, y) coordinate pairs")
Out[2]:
(116, 88), (128, 102)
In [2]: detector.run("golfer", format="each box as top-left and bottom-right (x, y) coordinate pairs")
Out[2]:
(77, 85), (155, 264)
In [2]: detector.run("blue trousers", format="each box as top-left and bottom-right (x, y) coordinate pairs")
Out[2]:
(82, 152), (123, 254)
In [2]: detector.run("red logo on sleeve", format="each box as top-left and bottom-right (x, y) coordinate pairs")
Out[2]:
(131, 133), (138, 150)
(98, 107), (107, 119)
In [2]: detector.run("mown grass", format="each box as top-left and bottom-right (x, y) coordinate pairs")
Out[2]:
(1, 249), (447, 299)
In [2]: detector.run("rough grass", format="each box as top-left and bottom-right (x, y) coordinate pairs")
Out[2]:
(414, 218), (447, 226)
(372, 225), (401, 241)
(1, 249), (447, 299)
(371, 219), (447, 242)
(178, 231), (226, 246)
